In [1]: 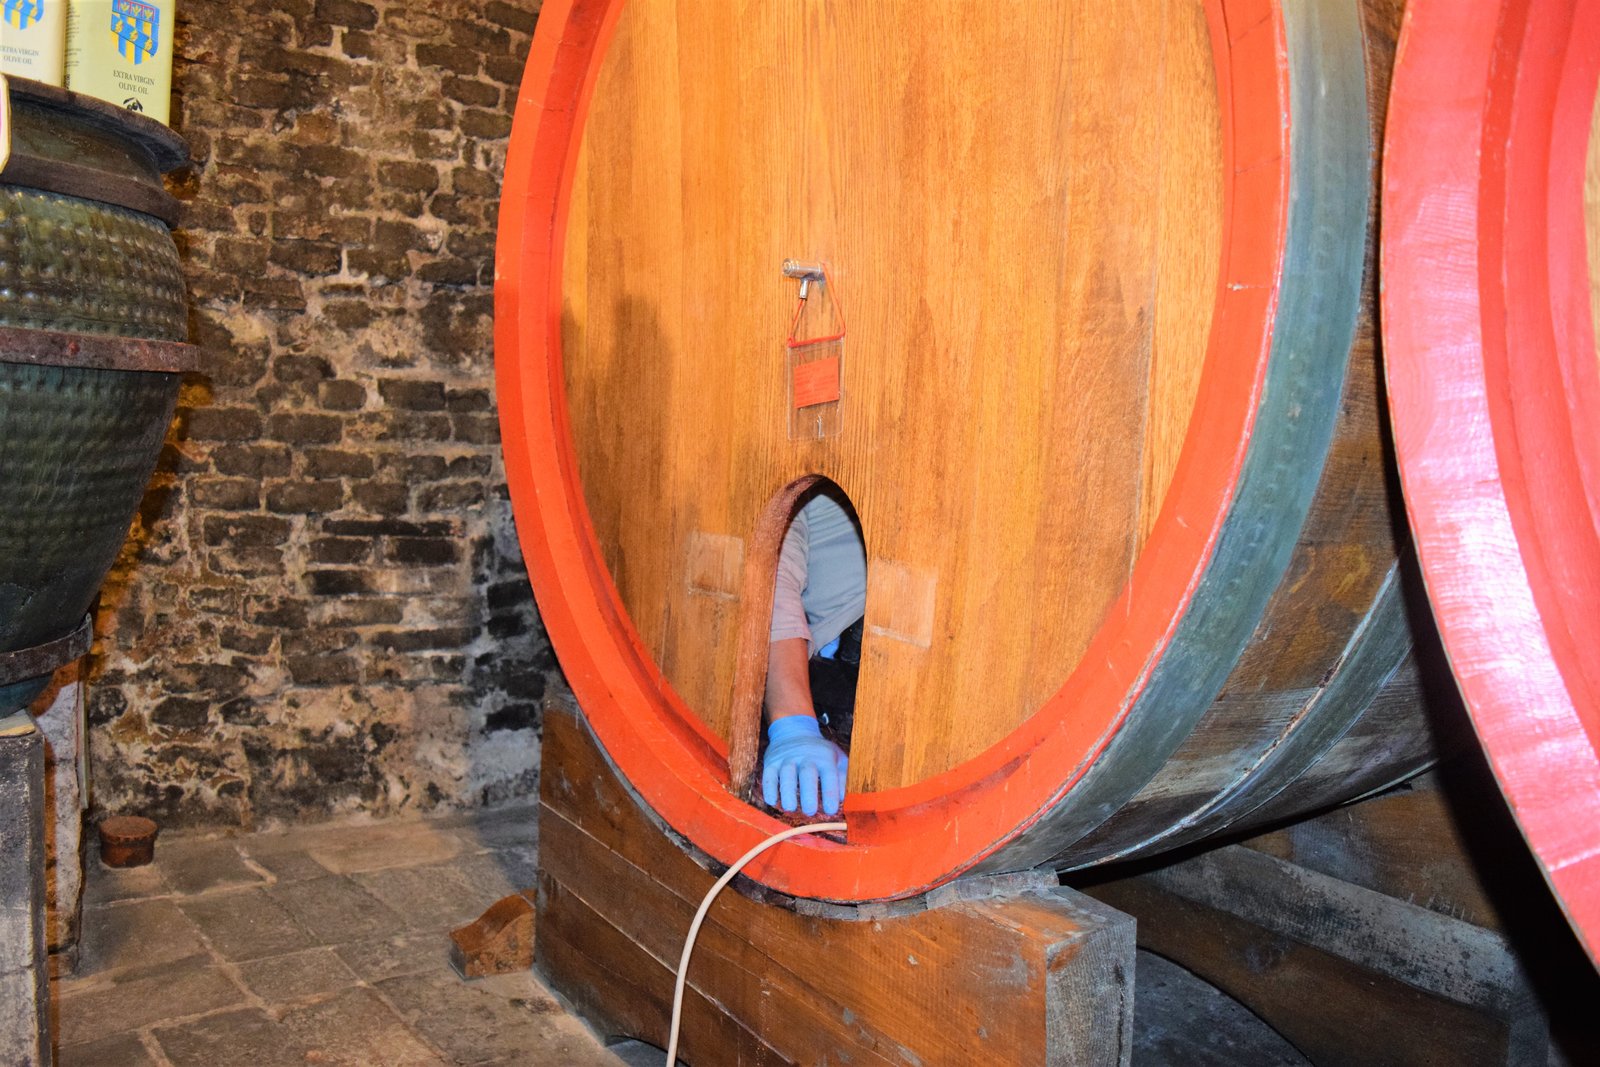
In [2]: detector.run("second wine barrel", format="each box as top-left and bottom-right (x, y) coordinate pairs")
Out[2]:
(1382, 0), (1600, 963)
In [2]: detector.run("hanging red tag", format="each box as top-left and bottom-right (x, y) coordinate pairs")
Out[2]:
(792, 354), (841, 409)
(782, 264), (846, 440)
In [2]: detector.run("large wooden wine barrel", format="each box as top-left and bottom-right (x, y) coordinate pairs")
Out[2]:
(1382, 0), (1600, 962)
(496, 0), (1438, 902)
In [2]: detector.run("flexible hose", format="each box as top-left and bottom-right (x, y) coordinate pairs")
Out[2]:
(665, 821), (847, 1066)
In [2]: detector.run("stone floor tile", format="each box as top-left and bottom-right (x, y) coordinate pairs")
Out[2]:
(268, 875), (406, 945)
(334, 933), (453, 984)
(56, 1031), (162, 1067)
(450, 804), (538, 852)
(304, 821), (465, 876)
(371, 967), (624, 1065)
(609, 1038), (679, 1067)
(447, 850), (534, 902)
(156, 837), (267, 895)
(76, 899), (208, 977)
(353, 862), (492, 933)
(234, 836), (333, 883)
(179, 889), (317, 962)
(55, 960), (247, 1046)
(80, 862), (170, 908)
(151, 1007), (315, 1067)
(235, 945), (362, 1003)
(470, 1015), (627, 1067)
(278, 985), (442, 1066)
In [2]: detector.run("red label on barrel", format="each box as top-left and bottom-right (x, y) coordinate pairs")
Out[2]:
(792, 355), (841, 409)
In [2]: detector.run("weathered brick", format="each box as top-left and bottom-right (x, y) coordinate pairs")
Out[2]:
(350, 481), (410, 514)
(446, 17), (511, 53)
(202, 514), (291, 548)
(416, 259), (478, 286)
(152, 697), (211, 730)
(266, 480), (345, 513)
(269, 238), (342, 275)
(452, 414), (500, 444)
(323, 517), (457, 537)
(220, 628), (275, 655)
(458, 107), (513, 140)
(485, 55), (526, 87)
(192, 477), (260, 510)
(303, 449), (375, 478)
(308, 570), (372, 596)
(384, 454), (447, 481)
(245, 597), (310, 629)
(377, 378), (447, 410)
(483, 0), (536, 33)
(242, 277), (309, 312)
(445, 389), (492, 413)
(274, 355), (335, 384)
(371, 627), (473, 652)
(317, 380), (368, 411)
(282, 629), (358, 656)
(382, 7), (447, 36)
(212, 444), (293, 478)
(384, 537), (459, 566)
(314, 0), (377, 28)
(441, 76), (500, 109)
(285, 655), (359, 686)
(416, 482), (484, 512)
(485, 703), (539, 733)
(364, 411), (454, 442)
(377, 160), (439, 194)
(188, 408), (264, 441)
(486, 580), (532, 612)
(307, 536), (374, 564)
(313, 598), (404, 626)
(267, 412), (343, 444)
(483, 614), (528, 639)
(415, 42), (478, 75)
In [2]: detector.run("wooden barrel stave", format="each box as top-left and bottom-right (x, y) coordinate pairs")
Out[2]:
(497, 0), (1440, 903)
(974, 0), (1419, 874)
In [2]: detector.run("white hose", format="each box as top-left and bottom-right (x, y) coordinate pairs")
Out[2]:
(664, 821), (847, 1066)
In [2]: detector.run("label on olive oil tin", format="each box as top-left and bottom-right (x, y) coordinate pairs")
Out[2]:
(64, 0), (173, 125)
(1, 0), (68, 85)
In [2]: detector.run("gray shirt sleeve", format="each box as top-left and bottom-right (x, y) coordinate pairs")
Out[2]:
(769, 494), (868, 656)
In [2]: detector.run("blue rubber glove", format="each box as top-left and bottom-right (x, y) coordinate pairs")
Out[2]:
(762, 715), (848, 816)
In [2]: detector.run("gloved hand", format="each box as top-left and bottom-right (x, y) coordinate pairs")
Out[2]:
(762, 715), (848, 816)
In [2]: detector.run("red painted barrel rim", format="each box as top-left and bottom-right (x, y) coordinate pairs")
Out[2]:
(1382, 0), (1600, 962)
(495, 0), (1288, 901)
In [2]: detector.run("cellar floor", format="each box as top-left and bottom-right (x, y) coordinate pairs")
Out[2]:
(52, 803), (620, 1066)
(53, 802), (1307, 1066)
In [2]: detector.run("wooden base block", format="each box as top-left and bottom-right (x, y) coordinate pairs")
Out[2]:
(536, 698), (1135, 1066)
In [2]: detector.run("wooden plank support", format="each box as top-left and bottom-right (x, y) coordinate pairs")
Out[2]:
(1082, 820), (1557, 1067)
(536, 697), (1136, 1066)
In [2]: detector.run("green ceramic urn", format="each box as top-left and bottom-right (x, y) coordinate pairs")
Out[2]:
(0, 78), (197, 716)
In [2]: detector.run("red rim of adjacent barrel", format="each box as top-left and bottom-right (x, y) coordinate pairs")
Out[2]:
(1382, 0), (1600, 962)
(496, 0), (1289, 901)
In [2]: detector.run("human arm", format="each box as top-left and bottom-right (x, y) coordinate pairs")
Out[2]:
(762, 507), (849, 815)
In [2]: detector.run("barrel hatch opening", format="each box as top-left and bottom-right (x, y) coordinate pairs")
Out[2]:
(724, 476), (864, 830)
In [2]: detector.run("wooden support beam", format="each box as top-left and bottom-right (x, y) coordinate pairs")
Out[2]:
(536, 697), (1135, 1066)
(1077, 763), (1600, 1067)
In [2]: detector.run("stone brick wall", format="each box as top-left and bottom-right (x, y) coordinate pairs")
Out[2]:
(86, 0), (556, 829)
